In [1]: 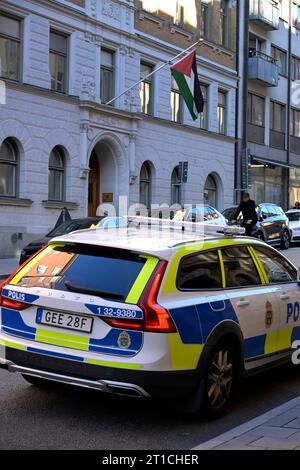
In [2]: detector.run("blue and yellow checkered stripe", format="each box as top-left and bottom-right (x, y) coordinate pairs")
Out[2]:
(1, 308), (142, 358)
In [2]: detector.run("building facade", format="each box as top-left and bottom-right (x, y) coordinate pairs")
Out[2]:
(0, 0), (238, 257)
(237, 0), (300, 209)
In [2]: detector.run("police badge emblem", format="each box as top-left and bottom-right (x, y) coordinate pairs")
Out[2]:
(265, 301), (273, 328)
(118, 331), (131, 349)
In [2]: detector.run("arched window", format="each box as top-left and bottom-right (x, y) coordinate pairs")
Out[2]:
(0, 138), (18, 197)
(171, 166), (182, 206)
(139, 162), (152, 210)
(48, 146), (65, 201)
(204, 174), (217, 208)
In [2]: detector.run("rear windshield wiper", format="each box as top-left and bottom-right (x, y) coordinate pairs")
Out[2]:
(64, 280), (124, 301)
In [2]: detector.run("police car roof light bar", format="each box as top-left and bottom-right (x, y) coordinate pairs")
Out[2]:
(126, 217), (245, 236)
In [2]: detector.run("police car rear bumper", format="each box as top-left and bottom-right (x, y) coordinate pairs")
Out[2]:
(1, 347), (200, 399)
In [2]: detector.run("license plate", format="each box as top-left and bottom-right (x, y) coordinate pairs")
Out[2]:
(37, 310), (93, 333)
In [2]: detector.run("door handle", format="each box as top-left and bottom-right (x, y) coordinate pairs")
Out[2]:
(237, 299), (250, 307)
(280, 293), (290, 301)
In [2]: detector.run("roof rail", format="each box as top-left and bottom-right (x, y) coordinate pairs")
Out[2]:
(126, 216), (245, 236)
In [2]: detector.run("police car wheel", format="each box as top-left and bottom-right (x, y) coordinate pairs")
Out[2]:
(22, 374), (55, 388)
(204, 347), (234, 418)
(172, 344), (236, 418)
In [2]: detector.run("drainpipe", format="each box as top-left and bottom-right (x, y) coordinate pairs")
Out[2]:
(235, 0), (249, 204)
(286, 0), (292, 210)
(242, 0), (249, 157)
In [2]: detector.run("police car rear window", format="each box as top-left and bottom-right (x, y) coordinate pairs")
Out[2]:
(12, 245), (147, 302)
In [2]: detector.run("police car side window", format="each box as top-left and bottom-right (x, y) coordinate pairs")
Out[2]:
(221, 246), (261, 288)
(178, 250), (222, 290)
(254, 246), (297, 284)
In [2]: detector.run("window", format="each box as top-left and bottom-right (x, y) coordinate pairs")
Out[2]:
(142, 0), (159, 15)
(254, 246), (297, 283)
(248, 93), (265, 127)
(0, 14), (20, 81)
(290, 109), (300, 137)
(0, 138), (18, 197)
(293, 1), (300, 28)
(178, 250), (222, 290)
(219, 0), (229, 47)
(139, 162), (152, 210)
(271, 45), (287, 76)
(218, 91), (227, 135)
(291, 56), (300, 81)
(204, 175), (217, 207)
(174, 1), (185, 27)
(50, 31), (68, 93)
(270, 101), (285, 133)
(48, 146), (65, 201)
(171, 166), (182, 206)
(140, 62), (153, 115)
(171, 76), (182, 123)
(101, 49), (115, 104)
(199, 83), (208, 130)
(200, 2), (209, 38)
(221, 246), (261, 288)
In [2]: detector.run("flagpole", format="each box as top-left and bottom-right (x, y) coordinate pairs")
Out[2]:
(105, 38), (204, 106)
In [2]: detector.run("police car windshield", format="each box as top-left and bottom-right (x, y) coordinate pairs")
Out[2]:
(13, 245), (147, 302)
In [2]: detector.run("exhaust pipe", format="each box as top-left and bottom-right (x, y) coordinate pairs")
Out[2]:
(105, 384), (144, 398)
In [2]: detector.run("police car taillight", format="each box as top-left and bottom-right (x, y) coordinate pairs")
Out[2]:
(0, 258), (34, 311)
(0, 278), (29, 310)
(138, 261), (177, 333)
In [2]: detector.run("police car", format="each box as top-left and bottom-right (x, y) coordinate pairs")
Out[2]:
(1, 218), (299, 417)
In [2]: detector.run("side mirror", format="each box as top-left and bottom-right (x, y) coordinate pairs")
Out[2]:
(298, 267), (300, 286)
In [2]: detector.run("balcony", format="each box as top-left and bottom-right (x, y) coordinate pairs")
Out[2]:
(249, 0), (279, 30)
(248, 51), (279, 87)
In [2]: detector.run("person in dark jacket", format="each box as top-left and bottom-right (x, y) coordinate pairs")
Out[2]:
(231, 192), (258, 236)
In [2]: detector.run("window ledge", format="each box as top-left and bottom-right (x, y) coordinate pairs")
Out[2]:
(139, 10), (164, 28)
(42, 201), (79, 210)
(0, 197), (33, 207)
(169, 23), (193, 40)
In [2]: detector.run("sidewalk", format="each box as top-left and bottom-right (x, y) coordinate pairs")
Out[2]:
(0, 258), (18, 280)
(193, 397), (300, 450)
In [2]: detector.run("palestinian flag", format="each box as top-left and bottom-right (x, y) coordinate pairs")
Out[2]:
(171, 50), (204, 121)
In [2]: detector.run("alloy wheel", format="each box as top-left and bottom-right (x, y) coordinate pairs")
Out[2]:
(207, 349), (233, 410)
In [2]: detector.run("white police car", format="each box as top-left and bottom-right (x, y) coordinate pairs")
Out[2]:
(1, 219), (300, 417)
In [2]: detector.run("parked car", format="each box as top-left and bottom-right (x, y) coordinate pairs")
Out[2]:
(19, 217), (103, 265)
(174, 205), (227, 226)
(222, 203), (290, 249)
(97, 216), (129, 229)
(286, 209), (300, 242)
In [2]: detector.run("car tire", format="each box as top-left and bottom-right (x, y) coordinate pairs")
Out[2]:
(280, 230), (290, 250)
(256, 231), (264, 241)
(173, 342), (237, 419)
(22, 374), (55, 388)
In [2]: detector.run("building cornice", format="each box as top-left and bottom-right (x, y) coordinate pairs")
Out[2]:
(80, 100), (143, 123)
(139, 114), (237, 144)
(4, 79), (80, 104)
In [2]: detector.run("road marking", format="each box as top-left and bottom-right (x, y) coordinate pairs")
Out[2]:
(192, 396), (300, 450)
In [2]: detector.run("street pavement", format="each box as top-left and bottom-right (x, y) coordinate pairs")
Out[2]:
(1, 247), (300, 449)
